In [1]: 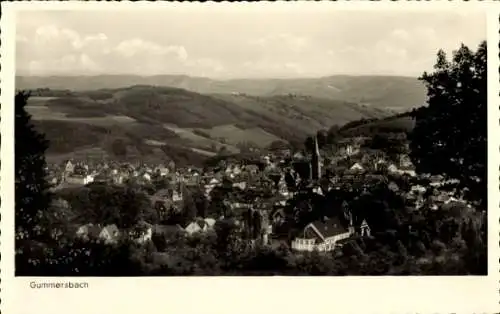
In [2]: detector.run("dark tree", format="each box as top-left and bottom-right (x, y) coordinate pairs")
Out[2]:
(410, 41), (487, 206)
(316, 130), (328, 149)
(111, 139), (128, 157)
(192, 189), (209, 218)
(369, 133), (407, 162)
(15, 92), (52, 242)
(268, 140), (289, 152)
(327, 125), (340, 144)
(304, 136), (314, 153)
(182, 190), (198, 223)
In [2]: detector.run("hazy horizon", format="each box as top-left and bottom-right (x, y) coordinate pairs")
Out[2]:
(16, 73), (422, 80)
(16, 8), (486, 79)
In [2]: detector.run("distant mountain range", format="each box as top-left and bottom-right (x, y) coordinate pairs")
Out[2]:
(25, 84), (398, 166)
(17, 74), (427, 112)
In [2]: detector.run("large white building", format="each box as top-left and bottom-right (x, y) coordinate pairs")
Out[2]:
(291, 217), (370, 252)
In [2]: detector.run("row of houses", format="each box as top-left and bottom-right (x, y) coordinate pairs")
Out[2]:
(75, 217), (220, 245)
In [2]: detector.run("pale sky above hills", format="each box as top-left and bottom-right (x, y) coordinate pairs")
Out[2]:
(16, 8), (486, 79)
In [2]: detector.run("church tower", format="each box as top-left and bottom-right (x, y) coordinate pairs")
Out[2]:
(310, 136), (321, 181)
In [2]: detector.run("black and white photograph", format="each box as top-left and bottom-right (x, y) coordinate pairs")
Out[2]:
(13, 6), (488, 277)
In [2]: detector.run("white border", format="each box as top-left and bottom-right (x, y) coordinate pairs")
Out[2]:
(1, 2), (499, 314)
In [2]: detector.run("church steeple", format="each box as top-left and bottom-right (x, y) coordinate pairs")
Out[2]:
(310, 136), (321, 181)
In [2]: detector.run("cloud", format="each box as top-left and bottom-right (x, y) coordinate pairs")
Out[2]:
(16, 24), (225, 76)
(114, 38), (188, 61)
(17, 25), (110, 74)
(28, 53), (102, 75)
(16, 11), (485, 78)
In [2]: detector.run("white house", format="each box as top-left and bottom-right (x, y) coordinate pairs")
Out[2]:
(387, 164), (399, 173)
(204, 218), (217, 229)
(99, 224), (121, 244)
(291, 217), (370, 252)
(172, 187), (183, 202)
(142, 172), (152, 182)
(184, 219), (210, 235)
(64, 160), (75, 174)
(312, 186), (324, 196)
(184, 218), (217, 235)
(232, 181), (247, 190)
(350, 163), (364, 172)
(76, 223), (100, 240)
(292, 218), (353, 252)
(76, 223), (121, 244)
(65, 174), (94, 185)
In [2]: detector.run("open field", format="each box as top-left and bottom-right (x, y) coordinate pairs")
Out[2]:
(24, 85), (410, 165)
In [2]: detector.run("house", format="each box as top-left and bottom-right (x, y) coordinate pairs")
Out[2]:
(172, 184), (183, 202)
(63, 160), (75, 174)
(233, 181), (247, 190)
(99, 224), (121, 244)
(349, 163), (364, 172)
(65, 174), (94, 185)
(277, 175), (289, 197)
(429, 175), (445, 187)
(398, 169), (417, 177)
(204, 218), (217, 229)
(142, 172), (152, 182)
(388, 181), (400, 192)
(153, 199), (174, 220)
(75, 223), (102, 240)
(184, 218), (214, 235)
(271, 208), (285, 225)
(358, 219), (371, 237)
(244, 164), (259, 174)
(47, 174), (60, 186)
(399, 155), (414, 169)
(130, 222), (153, 244)
(338, 140), (360, 157)
(155, 165), (170, 177)
(293, 151), (305, 160)
(112, 172), (126, 185)
(312, 185), (325, 196)
(291, 217), (354, 252)
(204, 178), (221, 196)
(387, 164), (399, 173)
(411, 185), (427, 194)
(73, 163), (89, 176)
(76, 223), (121, 244)
(374, 158), (387, 171)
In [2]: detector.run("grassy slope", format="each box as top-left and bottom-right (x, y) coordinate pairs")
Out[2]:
(17, 74), (426, 111)
(339, 114), (416, 137)
(26, 85), (394, 165)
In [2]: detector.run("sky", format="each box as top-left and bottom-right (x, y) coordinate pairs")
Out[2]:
(15, 8), (486, 79)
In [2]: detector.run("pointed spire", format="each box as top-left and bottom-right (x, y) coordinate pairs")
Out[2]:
(310, 135), (321, 181)
(314, 135), (320, 155)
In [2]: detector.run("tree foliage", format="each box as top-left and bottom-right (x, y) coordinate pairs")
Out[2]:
(15, 92), (52, 242)
(410, 41), (487, 206)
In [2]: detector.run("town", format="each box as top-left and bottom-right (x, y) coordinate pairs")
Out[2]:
(41, 130), (474, 267)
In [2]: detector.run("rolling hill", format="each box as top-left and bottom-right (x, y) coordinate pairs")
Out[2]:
(17, 74), (427, 112)
(25, 85), (392, 165)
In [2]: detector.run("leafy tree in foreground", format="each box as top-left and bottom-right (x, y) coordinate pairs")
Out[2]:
(410, 41), (487, 206)
(15, 92), (52, 243)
